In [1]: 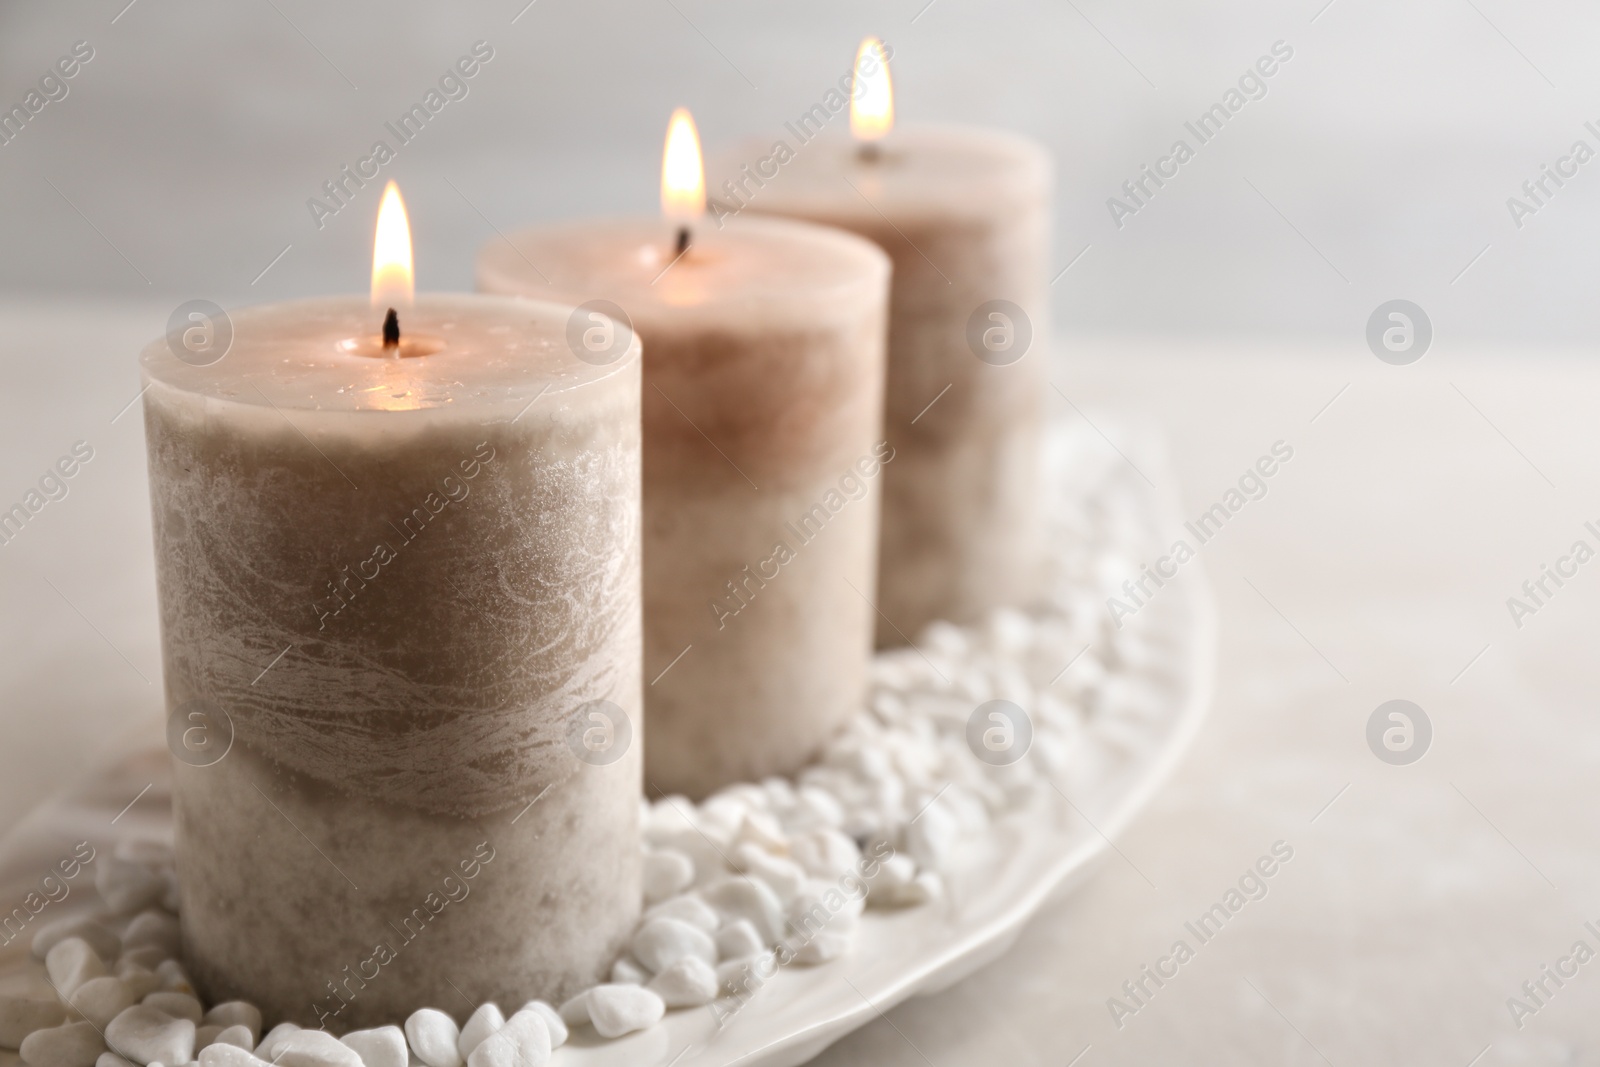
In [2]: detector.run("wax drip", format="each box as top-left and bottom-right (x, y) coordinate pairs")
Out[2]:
(382, 308), (400, 350)
(675, 227), (690, 257)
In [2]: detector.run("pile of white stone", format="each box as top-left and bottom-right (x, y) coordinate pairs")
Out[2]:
(1, 429), (1155, 1067)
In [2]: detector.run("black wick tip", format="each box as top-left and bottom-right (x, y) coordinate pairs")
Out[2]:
(858, 141), (882, 162)
(675, 226), (690, 257)
(382, 308), (400, 349)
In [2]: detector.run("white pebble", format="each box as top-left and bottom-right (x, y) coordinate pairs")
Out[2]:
(31, 916), (121, 964)
(340, 1027), (407, 1067)
(154, 961), (192, 994)
(121, 912), (182, 958)
(198, 1044), (270, 1067)
(95, 859), (166, 916)
(788, 830), (860, 878)
(515, 1003), (565, 1050)
(640, 850), (694, 904)
(195, 1026), (224, 1050)
(254, 1023), (299, 1060)
(118, 947), (168, 973)
(609, 956), (647, 985)
(788, 787), (845, 832)
(554, 993), (589, 1029)
(715, 953), (775, 997)
(700, 877), (784, 942)
(0, 992), (66, 1048)
(456, 1003), (503, 1059)
(732, 845), (806, 905)
(20, 1021), (104, 1067)
(645, 957), (718, 1008)
(630, 917), (715, 974)
(274, 1029), (363, 1067)
(201, 1004), (260, 1046)
(714, 919), (765, 961)
(464, 1010), (548, 1067)
(70, 976), (137, 1028)
(641, 895), (718, 934)
(209, 1026), (254, 1052)
(142, 993), (202, 1024)
(404, 1009), (462, 1067)
(105, 1005), (195, 1067)
(789, 927), (854, 965)
(583, 985), (664, 1039)
(97, 1054), (137, 1067)
(47, 937), (108, 997)
(115, 967), (163, 1002)
(733, 812), (787, 853)
(905, 801), (959, 871)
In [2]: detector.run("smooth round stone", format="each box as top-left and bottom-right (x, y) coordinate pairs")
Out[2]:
(630, 918), (715, 974)
(339, 1026), (407, 1067)
(274, 1029), (363, 1067)
(120, 913), (181, 958)
(21, 1023), (105, 1067)
(104, 1005), (196, 1067)
(645, 957), (718, 1008)
(209, 1026), (254, 1053)
(455, 1004), (502, 1059)
(70, 977), (137, 1028)
(640, 851), (694, 905)
(200, 1004), (260, 1045)
(199, 1043), (272, 1067)
(45, 938), (108, 997)
(141, 993), (202, 1025)
(514, 1003), (565, 1050)
(583, 986), (664, 1039)
(463, 1011), (548, 1067)
(403, 1010), (461, 1067)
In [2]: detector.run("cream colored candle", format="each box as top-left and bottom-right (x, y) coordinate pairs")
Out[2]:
(715, 42), (1053, 645)
(141, 190), (642, 1027)
(477, 114), (890, 799)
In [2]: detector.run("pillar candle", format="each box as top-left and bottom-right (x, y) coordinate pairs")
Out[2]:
(716, 122), (1053, 645)
(478, 216), (889, 799)
(141, 291), (641, 1027)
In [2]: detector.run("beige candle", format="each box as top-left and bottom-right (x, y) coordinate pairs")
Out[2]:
(477, 112), (890, 799)
(714, 39), (1054, 645)
(141, 186), (642, 1027)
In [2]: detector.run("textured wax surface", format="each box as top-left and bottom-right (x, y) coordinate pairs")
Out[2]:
(479, 216), (891, 796)
(724, 126), (1054, 644)
(141, 301), (644, 1022)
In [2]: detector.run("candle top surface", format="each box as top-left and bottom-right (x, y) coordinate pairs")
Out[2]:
(140, 293), (637, 416)
(476, 214), (888, 317)
(712, 123), (1052, 219)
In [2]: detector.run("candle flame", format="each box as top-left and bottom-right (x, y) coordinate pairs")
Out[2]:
(660, 108), (706, 223)
(371, 181), (414, 311)
(851, 37), (893, 142)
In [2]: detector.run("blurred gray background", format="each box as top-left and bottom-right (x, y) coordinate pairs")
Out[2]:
(1, 0), (1597, 342)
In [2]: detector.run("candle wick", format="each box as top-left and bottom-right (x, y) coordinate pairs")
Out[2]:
(675, 227), (690, 257)
(857, 141), (881, 163)
(382, 308), (400, 350)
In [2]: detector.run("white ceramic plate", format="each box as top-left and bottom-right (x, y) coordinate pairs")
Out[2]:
(0, 421), (1214, 1067)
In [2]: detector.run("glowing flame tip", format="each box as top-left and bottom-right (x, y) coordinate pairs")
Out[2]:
(660, 107), (706, 223)
(851, 37), (893, 142)
(371, 181), (414, 311)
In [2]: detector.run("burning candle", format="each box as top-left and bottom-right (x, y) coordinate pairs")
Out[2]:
(142, 183), (643, 1026)
(478, 111), (891, 799)
(715, 38), (1055, 645)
